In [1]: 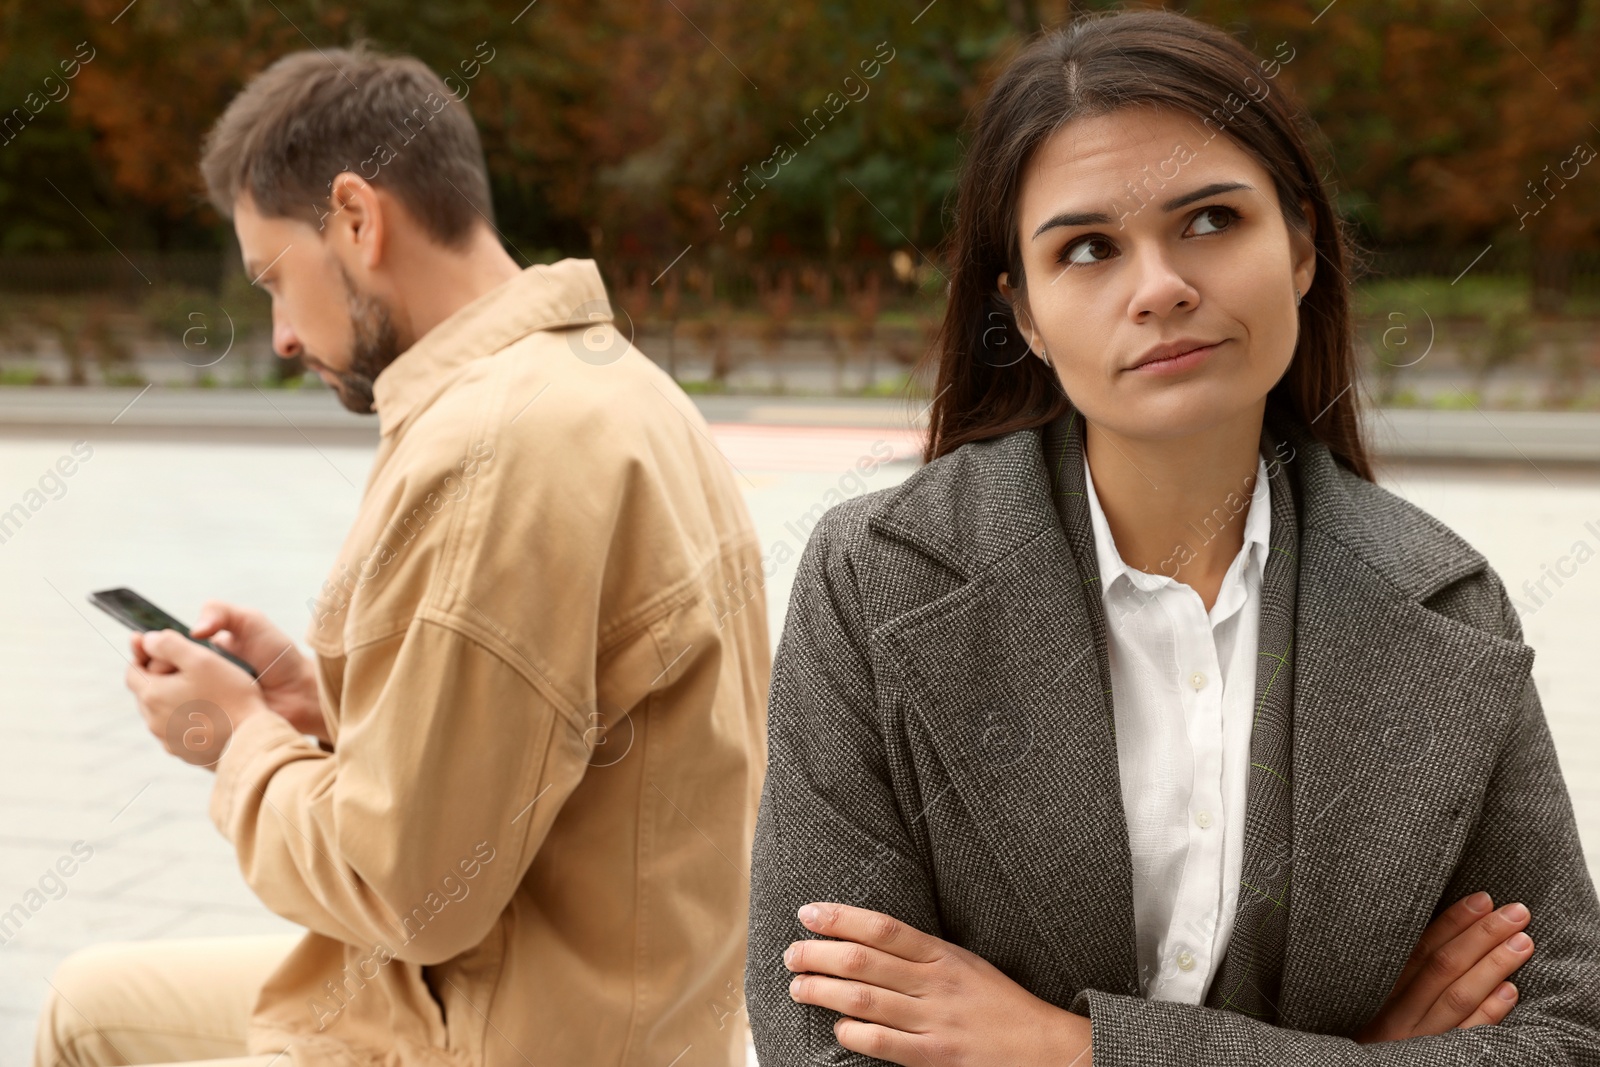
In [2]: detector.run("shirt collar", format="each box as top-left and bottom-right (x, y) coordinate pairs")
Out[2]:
(371, 258), (614, 439)
(1083, 447), (1272, 598)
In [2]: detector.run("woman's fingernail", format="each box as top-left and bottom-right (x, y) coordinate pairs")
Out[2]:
(1498, 983), (1518, 1001)
(798, 905), (818, 924)
(789, 976), (802, 997)
(1502, 902), (1529, 922)
(1465, 891), (1492, 913)
(1508, 932), (1532, 952)
(783, 945), (795, 967)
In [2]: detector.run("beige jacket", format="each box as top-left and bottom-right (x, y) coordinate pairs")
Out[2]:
(208, 259), (771, 1067)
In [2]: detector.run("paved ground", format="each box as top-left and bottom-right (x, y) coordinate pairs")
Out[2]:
(0, 401), (1596, 1063)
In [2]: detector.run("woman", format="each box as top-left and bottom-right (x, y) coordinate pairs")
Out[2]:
(744, 9), (1600, 1066)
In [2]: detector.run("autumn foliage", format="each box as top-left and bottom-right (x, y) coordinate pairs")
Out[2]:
(0, 0), (1595, 265)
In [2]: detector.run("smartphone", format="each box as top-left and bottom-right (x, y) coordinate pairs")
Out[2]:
(88, 587), (259, 679)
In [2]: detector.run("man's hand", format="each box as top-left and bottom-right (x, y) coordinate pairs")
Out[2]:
(1357, 891), (1533, 1042)
(126, 627), (273, 769)
(136, 600), (328, 744)
(784, 901), (1093, 1066)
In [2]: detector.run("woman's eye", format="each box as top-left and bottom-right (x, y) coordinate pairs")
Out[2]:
(1060, 236), (1117, 265)
(1055, 208), (1237, 266)
(1188, 205), (1239, 236)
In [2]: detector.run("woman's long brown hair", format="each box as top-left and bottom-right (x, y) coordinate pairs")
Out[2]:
(915, 8), (1373, 481)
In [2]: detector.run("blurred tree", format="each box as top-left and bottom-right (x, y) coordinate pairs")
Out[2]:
(0, 0), (1589, 284)
(1161, 0), (1599, 307)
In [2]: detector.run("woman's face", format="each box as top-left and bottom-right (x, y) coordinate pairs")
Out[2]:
(1002, 105), (1316, 443)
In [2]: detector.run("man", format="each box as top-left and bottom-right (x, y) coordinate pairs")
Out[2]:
(34, 42), (771, 1067)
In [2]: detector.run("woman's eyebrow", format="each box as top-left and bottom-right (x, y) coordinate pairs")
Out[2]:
(1030, 180), (1255, 239)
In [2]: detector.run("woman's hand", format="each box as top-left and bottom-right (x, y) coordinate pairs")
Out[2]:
(784, 901), (1093, 1066)
(1357, 891), (1533, 1042)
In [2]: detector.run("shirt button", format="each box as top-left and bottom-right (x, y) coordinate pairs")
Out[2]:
(1189, 671), (1207, 690)
(1195, 810), (1213, 829)
(1176, 950), (1197, 972)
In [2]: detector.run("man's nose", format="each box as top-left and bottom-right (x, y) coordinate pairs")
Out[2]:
(272, 319), (302, 360)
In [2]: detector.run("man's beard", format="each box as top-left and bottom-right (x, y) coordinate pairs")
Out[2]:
(310, 266), (405, 415)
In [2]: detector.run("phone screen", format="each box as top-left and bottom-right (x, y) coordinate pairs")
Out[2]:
(88, 587), (259, 678)
(90, 588), (191, 634)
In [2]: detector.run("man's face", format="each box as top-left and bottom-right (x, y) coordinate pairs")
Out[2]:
(234, 192), (403, 414)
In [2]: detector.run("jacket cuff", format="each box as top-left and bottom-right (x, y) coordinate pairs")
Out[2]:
(1071, 986), (1257, 1066)
(209, 710), (318, 841)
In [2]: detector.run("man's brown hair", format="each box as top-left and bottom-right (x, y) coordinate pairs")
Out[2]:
(200, 41), (494, 249)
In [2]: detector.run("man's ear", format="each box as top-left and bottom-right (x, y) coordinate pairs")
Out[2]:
(327, 171), (387, 271)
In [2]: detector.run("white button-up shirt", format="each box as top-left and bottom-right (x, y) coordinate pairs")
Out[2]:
(1082, 450), (1271, 1004)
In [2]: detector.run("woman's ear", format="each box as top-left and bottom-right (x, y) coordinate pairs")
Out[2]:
(997, 271), (1049, 366)
(1291, 197), (1317, 302)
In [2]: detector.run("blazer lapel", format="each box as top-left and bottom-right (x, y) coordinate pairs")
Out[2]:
(872, 428), (1141, 1005)
(1278, 442), (1536, 1031)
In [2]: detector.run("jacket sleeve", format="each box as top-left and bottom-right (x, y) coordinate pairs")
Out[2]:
(746, 510), (941, 1066)
(1071, 573), (1600, 1065)
(209, 614), (591, 965)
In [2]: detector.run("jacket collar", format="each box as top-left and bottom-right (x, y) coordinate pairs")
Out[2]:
(870, 408), (1488, 605)
(372, 258), (613, 439)
(867, 408), (1534, 1029)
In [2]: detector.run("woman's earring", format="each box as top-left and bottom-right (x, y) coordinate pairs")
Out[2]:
(1027, 328), (1051, 369)
(1295, 288), (1303, 307)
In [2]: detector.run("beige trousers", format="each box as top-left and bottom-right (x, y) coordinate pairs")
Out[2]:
(33, 934), (304, 1067)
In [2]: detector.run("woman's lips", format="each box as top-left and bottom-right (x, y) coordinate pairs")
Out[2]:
(1127, 340), (1224, 375)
